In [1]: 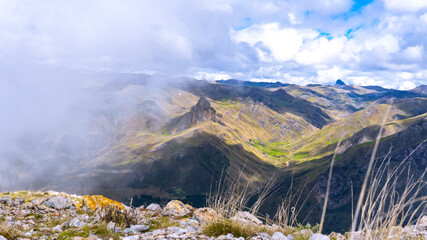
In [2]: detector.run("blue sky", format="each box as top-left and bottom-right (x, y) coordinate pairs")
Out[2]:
(0, 0), (427, 89)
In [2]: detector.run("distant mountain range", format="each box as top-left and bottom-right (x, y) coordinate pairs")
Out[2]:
(2, 76), (426, 233)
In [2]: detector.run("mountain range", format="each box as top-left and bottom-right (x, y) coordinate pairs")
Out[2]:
(2, 76), (426, 233)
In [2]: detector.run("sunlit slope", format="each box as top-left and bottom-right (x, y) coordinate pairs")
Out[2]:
(287, 98), (427, 162)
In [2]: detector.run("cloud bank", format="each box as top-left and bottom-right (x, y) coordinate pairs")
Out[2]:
(0, 0), (426, 88)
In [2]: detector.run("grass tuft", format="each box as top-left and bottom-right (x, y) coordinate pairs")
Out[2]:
(0, 222), (23, 240)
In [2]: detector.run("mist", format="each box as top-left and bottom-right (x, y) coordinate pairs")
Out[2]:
(0, 64), (176, 191)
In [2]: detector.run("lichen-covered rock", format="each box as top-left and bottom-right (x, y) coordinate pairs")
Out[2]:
(162, 200), (193, 217)
(230, 211), (262, 225)
(77, 195), (124, 211)
(193, 207), (219, 225)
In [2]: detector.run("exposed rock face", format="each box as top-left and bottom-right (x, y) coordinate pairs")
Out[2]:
(315, 170), (352, 210)
(167, 96), (219, 132)
(189, 96), (217, 125)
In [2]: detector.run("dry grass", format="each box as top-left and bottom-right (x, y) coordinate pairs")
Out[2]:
(202, 219), (276, 238)
(149, 216), (179, 230)
(204, 169), (307, 237)
(273, 178), (314, 230)
(0, 222), (22, 240)
(98, 205), (137, 228)
(353, 146), (427, 239)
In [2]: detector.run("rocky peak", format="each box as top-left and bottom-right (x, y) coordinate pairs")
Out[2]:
(335, 79), (346, 86)
(189, 96), (217, 124)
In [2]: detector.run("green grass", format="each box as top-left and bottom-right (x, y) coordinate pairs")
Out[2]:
(58, 224), (122, 240)
(292, 152), (309, 160)
(202, 219), (276, 238)
(249, 140), (286, 159)
(149, 216), (179, 230)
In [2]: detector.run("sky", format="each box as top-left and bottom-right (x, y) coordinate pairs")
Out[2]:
(1, 0), (427, 89)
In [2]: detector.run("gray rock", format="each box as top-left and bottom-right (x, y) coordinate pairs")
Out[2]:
(151, 229), (166, 236)
(14, 197), (25, 206)
(272, 232), (287, 240)
(122, 236), (139, 240)
(287, 234), (295, 240)
(146, 203), (162, 211)
(69, 217), (81, 228)
(44, 196), (71, 210)
(0, 196), (12, 206)
(60, 220), (70, 229)
(257, 232), (271, 239)
(52, 225), (63, 233)
(0, 236), (7, 240)
(167, 226), (188, 235)
(130, 224), (150, 232)
(226, 233), (234, 238)
(230, 211), (263, 225)
(309, 233), (330, 240)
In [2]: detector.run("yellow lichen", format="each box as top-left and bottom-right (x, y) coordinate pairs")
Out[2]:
(76, 195), (124, 211)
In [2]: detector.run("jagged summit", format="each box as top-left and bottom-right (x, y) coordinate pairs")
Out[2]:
(166, 96), (217, 132)
(335, 79), (346, 86)
(189, 96), (217, 124)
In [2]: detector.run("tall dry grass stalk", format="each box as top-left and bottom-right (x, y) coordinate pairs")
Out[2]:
(207, 167), (278, 220)
(273, 178), (316, 229)
(319, 139), (342, 234)
(350, 104), (392, 238)
(356, 140), (427, 239)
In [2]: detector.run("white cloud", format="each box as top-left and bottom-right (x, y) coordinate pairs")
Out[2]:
(317, 66), (352, 83)
(194, 72), (232, 81)
(232, 23), (318, 62)
(402, 46), (423, 61)
(399, 81), (417, 90)
(383, 0), (427, 12)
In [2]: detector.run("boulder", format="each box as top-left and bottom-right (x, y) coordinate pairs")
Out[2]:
(44, 196), (72, 210)
(69, 217), (81, 228)
(162, 200), (193, 217)
(309, 233), (330, 240)
(146, 203), (162, 211)
(272, 231), (287, 240)
(230, 211), (262, 225)
(130, 224), (150, 232)
(193, 207), (219, 224)
(78, 195), (124, 211)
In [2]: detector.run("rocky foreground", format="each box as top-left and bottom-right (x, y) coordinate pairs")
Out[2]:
(0, 191), (426, 240)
